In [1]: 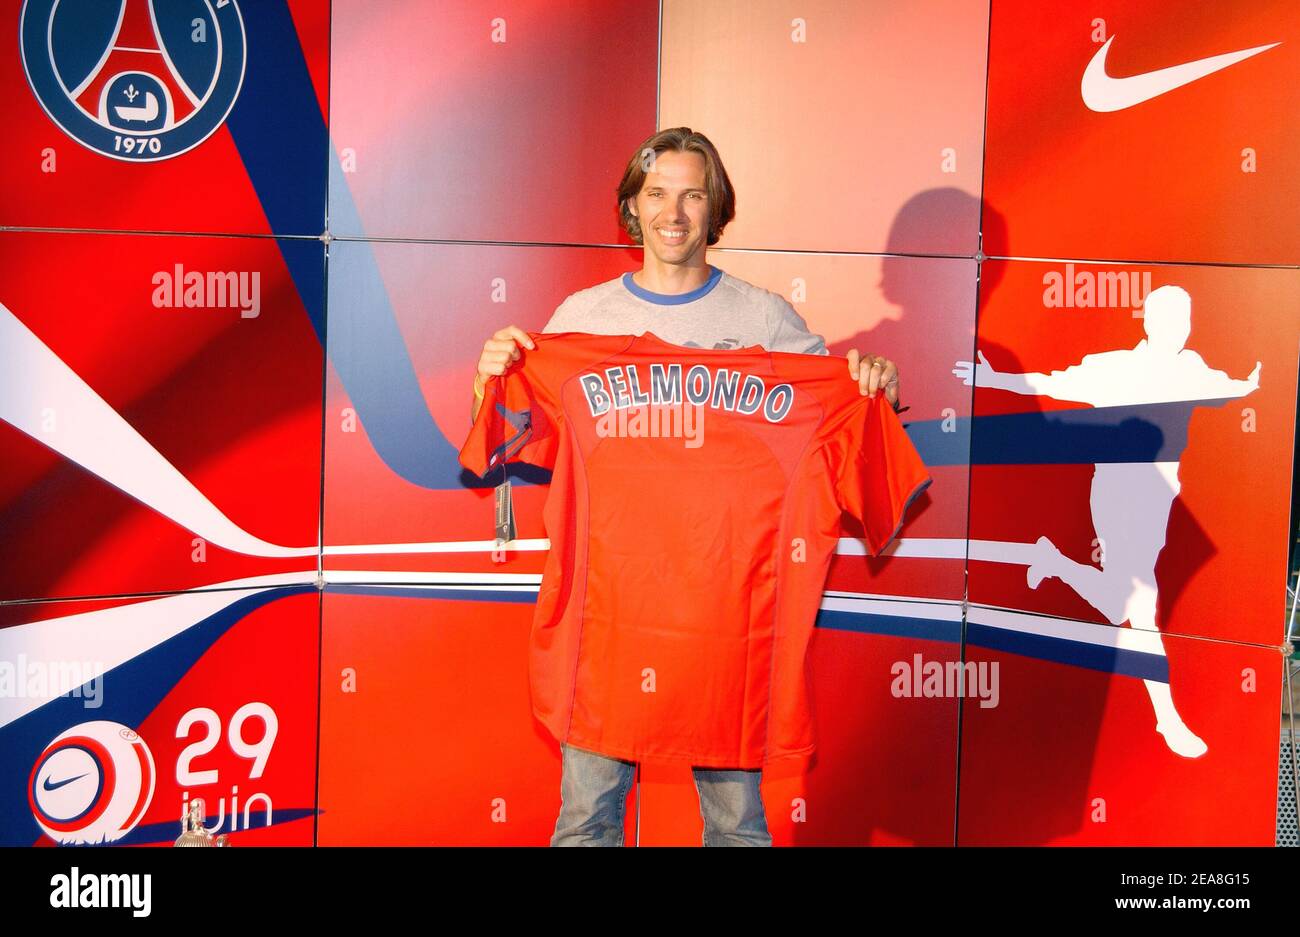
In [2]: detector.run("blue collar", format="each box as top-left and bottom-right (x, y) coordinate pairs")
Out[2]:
(622, 265), (723, 305)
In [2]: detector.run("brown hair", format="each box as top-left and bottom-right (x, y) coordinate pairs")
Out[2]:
(616, 127), (736, 246)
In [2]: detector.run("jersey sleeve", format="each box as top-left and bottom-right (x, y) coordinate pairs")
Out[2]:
(830, 395), (931, 555)
(458, 363), (559, 478)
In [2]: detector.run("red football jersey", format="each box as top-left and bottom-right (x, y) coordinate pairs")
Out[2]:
(459, 331), (931, 769)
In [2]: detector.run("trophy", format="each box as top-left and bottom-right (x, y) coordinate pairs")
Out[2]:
(174, 798), (229, 847)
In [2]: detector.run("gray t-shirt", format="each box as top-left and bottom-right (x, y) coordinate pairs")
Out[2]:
(542, 265), (828, 355)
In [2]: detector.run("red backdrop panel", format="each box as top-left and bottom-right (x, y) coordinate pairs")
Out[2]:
(328, 0), (658, 244)
(0, 231), (322, 603)
(661, 0), (988, 255)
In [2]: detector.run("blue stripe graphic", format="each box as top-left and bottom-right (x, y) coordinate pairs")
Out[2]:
(967, 622), (1170, 682)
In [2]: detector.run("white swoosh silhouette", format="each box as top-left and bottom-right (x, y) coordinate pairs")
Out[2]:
(1081, 35), (1280, 112)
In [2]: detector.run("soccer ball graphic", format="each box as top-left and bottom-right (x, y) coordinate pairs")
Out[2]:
(28, 721), (156, 845)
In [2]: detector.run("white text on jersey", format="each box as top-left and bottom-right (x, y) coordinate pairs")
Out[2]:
(578, 363), (795, 423)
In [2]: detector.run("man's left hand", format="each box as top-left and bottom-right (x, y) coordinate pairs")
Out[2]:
(847, 350), (901, 411)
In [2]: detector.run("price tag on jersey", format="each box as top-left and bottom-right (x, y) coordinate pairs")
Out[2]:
(494, 476), (516, 546)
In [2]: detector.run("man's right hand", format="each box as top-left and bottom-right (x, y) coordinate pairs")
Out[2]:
(471, 326), (537, 422)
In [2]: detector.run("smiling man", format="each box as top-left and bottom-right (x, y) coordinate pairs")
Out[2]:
(471, 127), (905, 846)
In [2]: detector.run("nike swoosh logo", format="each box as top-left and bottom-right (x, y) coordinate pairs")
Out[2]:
(43, 773), (88, 791)
(1081, 35), (1280, 112)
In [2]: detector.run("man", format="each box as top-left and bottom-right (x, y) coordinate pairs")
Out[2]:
(470, 127), (904, 846)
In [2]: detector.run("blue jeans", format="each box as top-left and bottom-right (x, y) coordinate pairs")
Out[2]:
(550, 743), (772, 846)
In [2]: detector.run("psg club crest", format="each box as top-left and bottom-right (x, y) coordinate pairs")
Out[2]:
(28, 721), (156, 845)
(20, 0), (246, 162)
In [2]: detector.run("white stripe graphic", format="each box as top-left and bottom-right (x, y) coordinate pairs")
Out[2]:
(819, 594), (962, 623)
(0, 302), (313, 558)
(0, 569), (310, 730)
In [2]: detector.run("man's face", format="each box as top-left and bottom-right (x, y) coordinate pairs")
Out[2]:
(630, 149), (710, 265)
